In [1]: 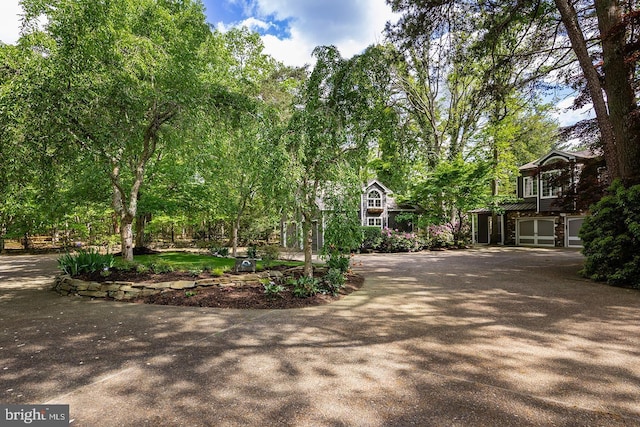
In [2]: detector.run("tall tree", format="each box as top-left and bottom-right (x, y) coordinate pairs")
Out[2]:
(386, 0), (640, 185)
(285, 46), (379, 277)
(17, 0), (212, 260)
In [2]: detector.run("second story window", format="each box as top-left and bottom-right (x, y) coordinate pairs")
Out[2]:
(367, 190), (382, 208)
(523, 176), (537, 197)
(541, 171), (562, 198)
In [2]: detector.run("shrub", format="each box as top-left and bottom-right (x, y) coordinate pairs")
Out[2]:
(292, 276), (320, 298)
(378, 228), (424, 253)
(428, 224), (454, 249)
(361, 226), (383, 251)
(135, 264), (150, 274)
(262, 279), (285, 298)
(580, 181), (640, 288)
(149, 261), (174, 274)
(247, 245), (258, 258)
(209, 246), (229, 257)
(321, 268), (346, 296)
(57, 249), (115, 276)
(260, 245), (280, 266)
(326, 253), (350, 273)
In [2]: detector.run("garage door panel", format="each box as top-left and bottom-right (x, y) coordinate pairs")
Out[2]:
(538, 220), (555, 236)
(567, 217), (585, 248)
(517, 218), (556, 247)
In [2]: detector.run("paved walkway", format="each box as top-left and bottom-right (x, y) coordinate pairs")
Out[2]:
(1, 248), (639, 426)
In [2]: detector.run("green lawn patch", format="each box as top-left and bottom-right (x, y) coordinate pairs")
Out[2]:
(115, 251), (303, 273)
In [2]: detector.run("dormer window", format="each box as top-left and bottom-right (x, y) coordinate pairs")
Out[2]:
(367, 190), (382, 208)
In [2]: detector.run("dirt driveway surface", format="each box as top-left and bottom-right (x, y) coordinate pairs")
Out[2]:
(1, 247), (639, 426)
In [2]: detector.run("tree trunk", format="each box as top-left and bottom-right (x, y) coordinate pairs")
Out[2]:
(554, 0), (620, 179)
(232, 216), (240, 257)
(490, 142), (500, 244)
(135, 213), (151, 249)
(594, 0), (640, 185)
(302, 215), (314, 278)
(120, 218), (134, 261)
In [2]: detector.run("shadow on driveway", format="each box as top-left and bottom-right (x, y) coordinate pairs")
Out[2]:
(1, 247), (639, 426)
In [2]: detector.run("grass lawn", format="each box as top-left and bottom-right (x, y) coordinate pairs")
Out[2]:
(116, 251), (304, 273)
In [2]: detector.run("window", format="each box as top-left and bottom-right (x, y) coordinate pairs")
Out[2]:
(367, 190), (382, 208)
(367, 217), (382, 228)
(541, 171), (562, 198)
(523, 176), (537, 197)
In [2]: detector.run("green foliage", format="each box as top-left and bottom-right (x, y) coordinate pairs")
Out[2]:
(407, 156), (492, 227)
(247, 245), (258, 258)
(209, 246), (230, 257)
(57, 249), (115, 276)
(326, 254), (350, 274)
(378, 228), (425, 253)
(135, 264), (150, 274)
(580, 181), (640, 288)
(259, 245), (280, 266)
(292, 276), (321, 298)
(322, 178), (364, 255)
(148, 261), (175, 274)
(361, 227), (384, 251)
(321, 268), (346, 296)
(262, 279), (285, 298)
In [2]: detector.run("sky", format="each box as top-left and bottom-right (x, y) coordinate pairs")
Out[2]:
(0, 0), (590, 127)
(0, 0), (398, 67)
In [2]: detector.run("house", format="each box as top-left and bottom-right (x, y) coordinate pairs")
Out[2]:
(471, 149), (602, 248)
(281, 179), (417, 252)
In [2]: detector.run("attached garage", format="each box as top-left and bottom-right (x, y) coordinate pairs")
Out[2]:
(566, 216), (585, 248)
(517, 218), (556, 247)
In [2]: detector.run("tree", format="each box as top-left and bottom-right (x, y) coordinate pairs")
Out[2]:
(404, 156), (492, 239)
(386, 0), (640, 185)
(285, 46), (377, 277)
(17, 0), (212, 260)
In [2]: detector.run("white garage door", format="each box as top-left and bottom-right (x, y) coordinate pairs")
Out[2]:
(517, 218), (556, 247)
(566, 217), (585, 248)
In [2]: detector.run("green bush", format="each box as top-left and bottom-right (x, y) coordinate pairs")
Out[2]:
(361, 226), (383, 251)
(378, 228), (424, 252)
(292, 276), (320, 298)
(326, 254), (350, 273)
(57, 249), (115, 276)
(580, 180), (640, 288)
(260, 245), (280, 266)
(149, 261), (175, 274)
(321, 268), (346, 296)
(247, 245), (258, 258)
(209, 246), (229, 257)
(262, 279), (285, 298)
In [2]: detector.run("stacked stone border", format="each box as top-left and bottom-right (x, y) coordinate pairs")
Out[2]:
(53, 270), (284, 301)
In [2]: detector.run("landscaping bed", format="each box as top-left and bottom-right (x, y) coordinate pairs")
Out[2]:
(138, 273), (364, 309)
(55, 251), (364, 309)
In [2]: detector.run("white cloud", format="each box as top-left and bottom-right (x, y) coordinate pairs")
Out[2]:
(241, 0), (400, 66)
(556, 96), (595, 127)
(0, 0), (22, 45)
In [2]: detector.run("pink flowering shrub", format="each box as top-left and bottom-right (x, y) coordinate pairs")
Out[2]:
(378, 228), (425, 252)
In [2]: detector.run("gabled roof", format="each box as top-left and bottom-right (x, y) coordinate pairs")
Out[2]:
(363, 179), (392, 195)
(519, 149), (600, 171)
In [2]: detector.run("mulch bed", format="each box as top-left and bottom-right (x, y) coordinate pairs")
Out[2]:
(139, 274), (364, 309)
(72, 267), (365, 309)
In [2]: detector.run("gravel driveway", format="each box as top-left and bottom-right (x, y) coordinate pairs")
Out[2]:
(1, 247), (639, 426)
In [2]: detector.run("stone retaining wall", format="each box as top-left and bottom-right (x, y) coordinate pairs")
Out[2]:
(53, 270), (284, 301)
